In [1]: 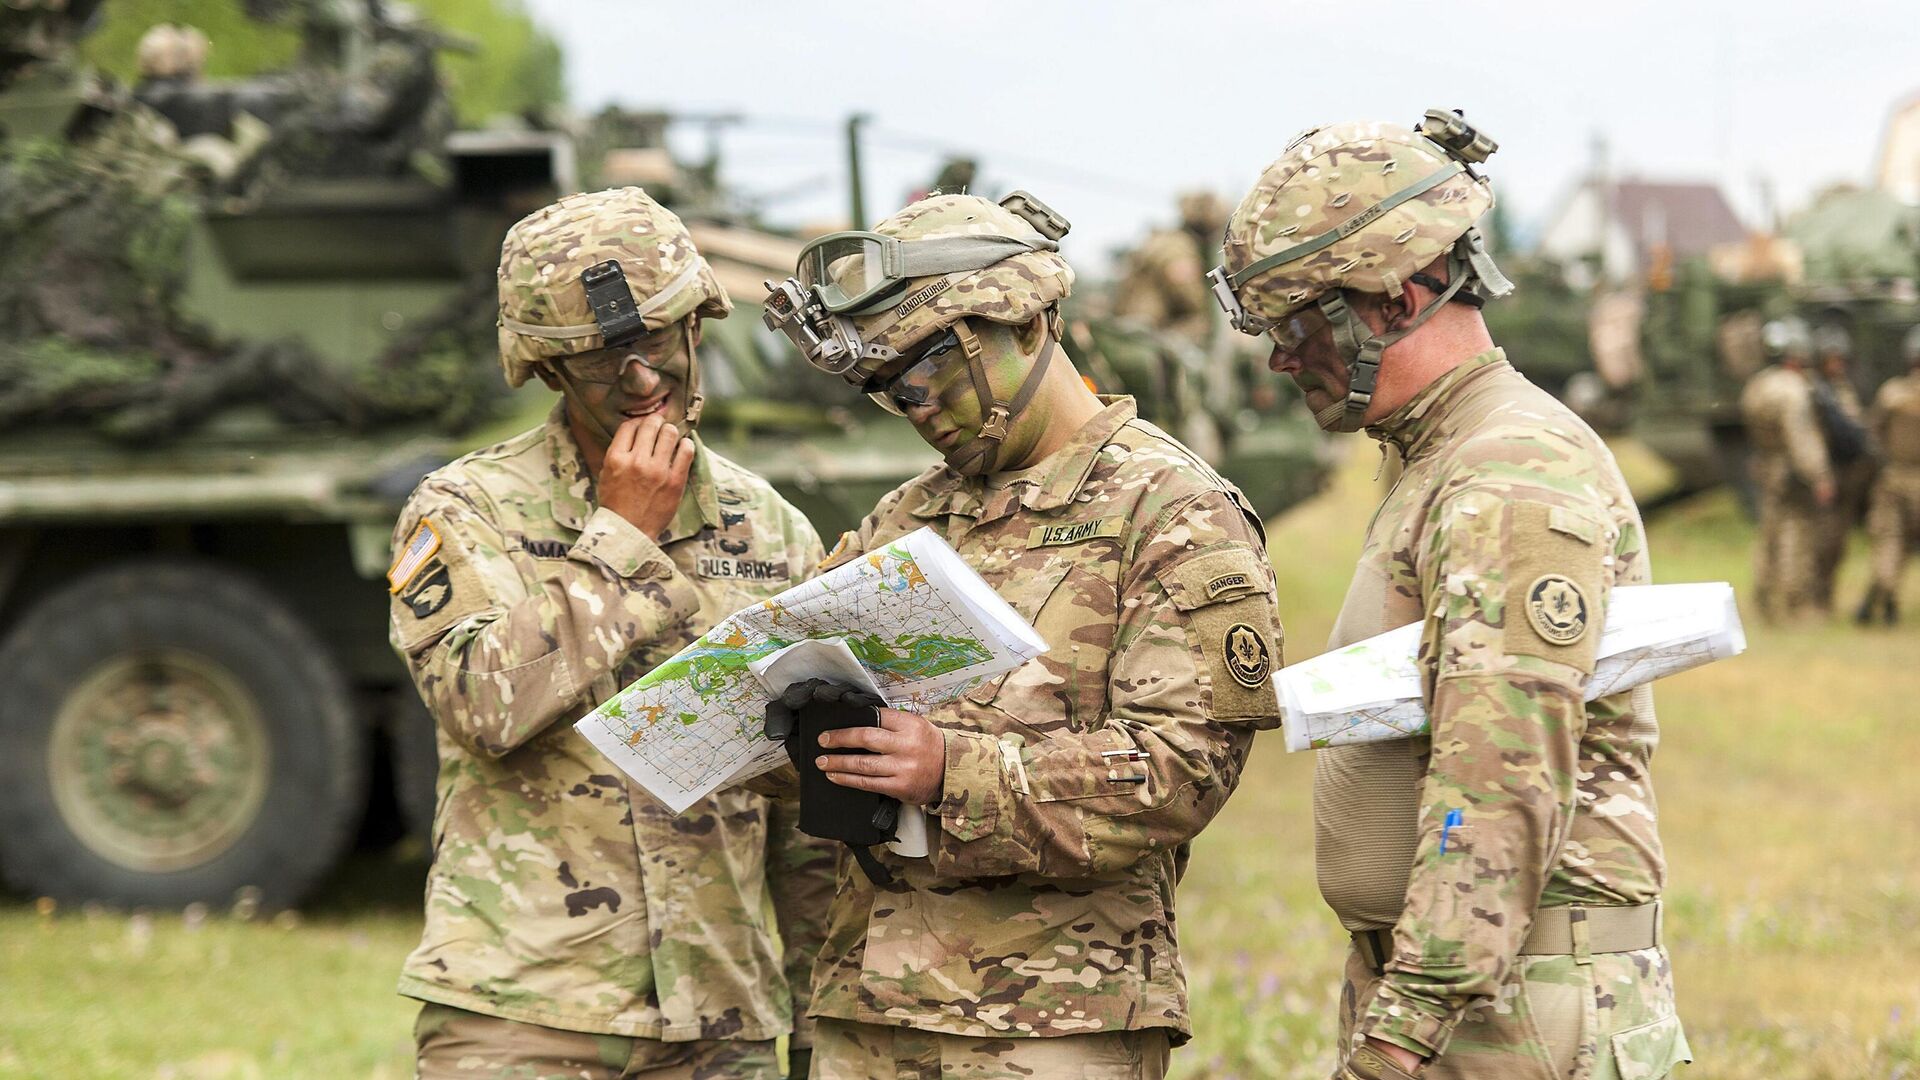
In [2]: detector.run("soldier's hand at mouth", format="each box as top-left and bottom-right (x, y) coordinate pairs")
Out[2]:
(599, 412), (694, 539)
(816, 708), (946, 806)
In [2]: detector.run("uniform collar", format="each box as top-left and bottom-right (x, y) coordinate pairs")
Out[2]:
(1366, 348), (1508, 463)
(907, 396), (1138, 522)
(545, 403), (720, 540)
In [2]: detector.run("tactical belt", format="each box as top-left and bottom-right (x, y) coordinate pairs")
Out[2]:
(1352, 901), (1662, 976)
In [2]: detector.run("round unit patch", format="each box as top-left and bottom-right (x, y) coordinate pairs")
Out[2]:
(1525, 574), (1590, 645)
(1223, 623), (1273, 688)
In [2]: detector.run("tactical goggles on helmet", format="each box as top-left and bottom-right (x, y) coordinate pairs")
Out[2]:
(861, 327), (968, 416)
(766, 190), (1070, 381)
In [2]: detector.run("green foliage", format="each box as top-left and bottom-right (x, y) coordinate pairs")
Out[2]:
(74, 0), (563, 124)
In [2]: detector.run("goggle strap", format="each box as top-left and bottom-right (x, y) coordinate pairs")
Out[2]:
(1228, 161), (1464, 288)
(891, 234), (1057, 278)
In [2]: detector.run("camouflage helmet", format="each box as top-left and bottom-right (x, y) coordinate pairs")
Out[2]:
(135, 24), (209, 80)
(762, 191), (1072, 392)
(1208, 110), (1514, 431)
(1811, 323), (1852, 358)
(1762, 315), (1812, 360)
(1177, 190), (1229, 233)
(496, 187), (730, 389)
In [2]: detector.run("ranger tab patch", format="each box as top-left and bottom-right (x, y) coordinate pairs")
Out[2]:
(1027, 517), (1125, 548)
(388, 520), (442, 593)
(1526, 573), (1590, 644)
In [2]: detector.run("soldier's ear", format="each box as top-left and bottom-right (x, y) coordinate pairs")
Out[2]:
(688, 317), (704, 348)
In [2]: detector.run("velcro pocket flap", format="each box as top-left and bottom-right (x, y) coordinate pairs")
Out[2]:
(1154, 547), (1274, 611)
(1609, 1013), (1693, 1080)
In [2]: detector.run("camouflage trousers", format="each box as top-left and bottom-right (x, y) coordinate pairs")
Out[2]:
(1752, 459), (1825, 621)
(810, 1018), (1171, 1080)
(413, 1003), (782, 1080)
(1867, 467), (1920, 592)
(1817, 458), (1879, 606)
(1338, 944), (1692, 1080)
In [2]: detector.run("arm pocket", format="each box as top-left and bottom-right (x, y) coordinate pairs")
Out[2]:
(1154, 546), (1283, 721)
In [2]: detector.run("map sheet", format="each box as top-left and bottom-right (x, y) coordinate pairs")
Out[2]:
(575, 527), (1047, 813)
(1276, 582), (1746, 751)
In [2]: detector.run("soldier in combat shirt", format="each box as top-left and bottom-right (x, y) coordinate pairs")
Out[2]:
(386, 188), (835, 1080)
(1210, 113), (1691, 1080)
(758, 191), (1284, 1078)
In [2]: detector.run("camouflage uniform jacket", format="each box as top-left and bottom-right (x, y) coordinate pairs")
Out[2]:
(1871, 372), (1920, 469)
(387, 405), (836, 1042)
(1314, 352), (1668, 1058)
(1741, 365), (1832, 491)
(808, 397), (1283, 1042)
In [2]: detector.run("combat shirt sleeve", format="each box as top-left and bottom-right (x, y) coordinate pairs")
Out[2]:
(1356, 489), (1608, 1059)
(762, 520), (838, 1047)
(387, 478), (699, 759)
(929, 489), (1284, 879)
(1782, 381), (1834, 489)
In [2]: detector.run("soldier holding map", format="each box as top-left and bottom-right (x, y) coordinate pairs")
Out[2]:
(756, 191), (1284, 1078)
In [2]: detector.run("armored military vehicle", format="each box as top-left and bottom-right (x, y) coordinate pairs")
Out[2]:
(0, 12), (1326, 911)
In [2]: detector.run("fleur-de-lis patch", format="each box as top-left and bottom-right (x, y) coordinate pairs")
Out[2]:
(1223, 622), (1272, 688)
(1525, 573), (1589, 645)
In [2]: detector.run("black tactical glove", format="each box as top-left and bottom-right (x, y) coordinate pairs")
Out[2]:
(765, 678), (899, 885)
(1334, 1042), (1424, 1080)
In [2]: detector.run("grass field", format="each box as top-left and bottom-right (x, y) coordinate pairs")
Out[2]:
(4, 444), (1918, 1080)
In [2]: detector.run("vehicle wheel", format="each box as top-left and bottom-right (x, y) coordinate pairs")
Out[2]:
(0, 560), (365, 909)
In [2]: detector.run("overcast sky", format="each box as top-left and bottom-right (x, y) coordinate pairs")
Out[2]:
(525, 0), (1920, 275)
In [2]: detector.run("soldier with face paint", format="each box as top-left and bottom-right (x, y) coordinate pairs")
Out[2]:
(386, 188), (836, 1080)
(760, 191), (1285, 1078)
(1212, 112), (1691, 1080)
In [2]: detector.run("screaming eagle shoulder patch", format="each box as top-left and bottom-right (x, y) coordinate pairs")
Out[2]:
(1223, 622), (1273, 688)
(1525, 573), (1590, 645)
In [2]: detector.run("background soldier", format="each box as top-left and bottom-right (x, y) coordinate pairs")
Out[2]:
(1858, 326), (1920, 624)
(1742, 316), (1834, 622)
(1812, 324), (1874, 609)
(1212, 112), (1688, 1080)
(1113, 189), (1230, 342)
(760, 192), (1284, 1078)
(387, 188), (835, 1080)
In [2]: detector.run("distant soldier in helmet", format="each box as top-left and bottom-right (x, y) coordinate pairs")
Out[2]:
(1743, 315), (1834, 622)
(759, 190), (1284, 1077)
(1114, 189), (1230, 342)
(1857, 325), (1920, 624)
(1211, 111), (1690, 1080)
(386, 188), (835, 1080)
(1810, 324), (1874, 608)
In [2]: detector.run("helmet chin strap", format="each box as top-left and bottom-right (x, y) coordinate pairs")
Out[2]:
(680, 318), (704, 428)
(942, 316), (1059, 476)
(1315, 243), (1476, 433)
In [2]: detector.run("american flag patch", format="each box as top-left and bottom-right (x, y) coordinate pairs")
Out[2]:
(387, 520), (443, 593)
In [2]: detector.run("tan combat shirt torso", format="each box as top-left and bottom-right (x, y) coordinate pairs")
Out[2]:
(1872, 371), (1920, 470)
(1314, 352), (1667, 1056)
(808, 398), (1284, 1043)
(388, 406), (836, 1041)
(1742, 364), (1832, 491)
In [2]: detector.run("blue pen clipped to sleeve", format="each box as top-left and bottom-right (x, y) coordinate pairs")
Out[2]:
(1439, 808), (1464, 853)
